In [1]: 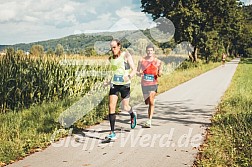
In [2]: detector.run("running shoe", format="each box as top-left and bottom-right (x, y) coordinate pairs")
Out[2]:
(130, 112), (137, 129)
(105, 132), (117, 140)
(142, 120), (151, 128)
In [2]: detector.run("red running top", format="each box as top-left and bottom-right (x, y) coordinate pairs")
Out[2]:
(140, 58), (160, 86)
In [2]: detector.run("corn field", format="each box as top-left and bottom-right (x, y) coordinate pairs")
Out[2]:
(0, 49), (110, 113)
(0, 47), (188, 114)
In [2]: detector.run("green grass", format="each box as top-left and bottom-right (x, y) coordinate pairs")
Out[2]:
(195, 58), (252, 167)
(0, 97), (77, 165)
(158, 59), (220, 93)
(0, 58), (221, 166)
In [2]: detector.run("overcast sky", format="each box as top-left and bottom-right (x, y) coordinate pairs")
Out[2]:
(0, 0), (251, 45)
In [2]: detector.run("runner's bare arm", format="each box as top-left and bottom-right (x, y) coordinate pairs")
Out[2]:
(157, 59), (162, 77)
(136, 59), (143, 77)
(104, 58), (112, 86)
(125, 51), (136, 79)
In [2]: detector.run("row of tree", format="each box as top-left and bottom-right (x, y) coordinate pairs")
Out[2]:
(0, 34), (108, 55)
(29, 44), (64, 57)
(1, 2), (251, 59)
(1, 29), (177, 57)
(24, 43), (98, 57)
(141, 0), (252, 60)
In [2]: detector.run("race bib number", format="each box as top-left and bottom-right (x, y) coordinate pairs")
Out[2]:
(143, 74), (154, 81)
(113, 75), (124, 82)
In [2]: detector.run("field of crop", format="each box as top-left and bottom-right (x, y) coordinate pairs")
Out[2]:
(0, 52), (111, 113)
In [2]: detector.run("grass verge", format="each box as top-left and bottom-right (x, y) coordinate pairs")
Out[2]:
(0, 98), (77, 166)
(195, 58), (252, 166)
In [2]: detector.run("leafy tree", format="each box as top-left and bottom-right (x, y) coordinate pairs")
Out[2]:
(79, 49), (85, 56)
(30, 45), (44, 57)
(141, 0), (245, 61)
(238, 4), (252, 57)
(16, 49), (25, 57)
(136, 38), (149, 55)
(212, 0), (244, 56)
(46, 48), (55, 56)
(85, 47), (97, 57)
(141, 0), (202, 61)
(6, 47), (15, 56)
(55, 44), (64, 56)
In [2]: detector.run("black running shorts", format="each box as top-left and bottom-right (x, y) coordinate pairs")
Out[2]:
(109, 84), (130, 99)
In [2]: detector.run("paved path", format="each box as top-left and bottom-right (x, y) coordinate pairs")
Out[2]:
(8, 58), (240, 167)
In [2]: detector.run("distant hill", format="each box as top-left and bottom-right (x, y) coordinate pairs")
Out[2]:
(0, 29), (170, 54)
(0, 45), (9, 51)
(0, 32), (115, 53)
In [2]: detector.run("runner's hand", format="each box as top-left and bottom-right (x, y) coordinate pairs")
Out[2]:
(103, 81), (110, 87)
(136, 72), (143, 77)
(123, 75), (130, 82)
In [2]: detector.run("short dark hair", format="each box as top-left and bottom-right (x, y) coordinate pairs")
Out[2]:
(111, 39), (121, 46)
(146, 44), (154, 50)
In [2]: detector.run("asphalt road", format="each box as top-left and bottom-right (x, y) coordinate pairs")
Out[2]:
(8, 58), (240, 167)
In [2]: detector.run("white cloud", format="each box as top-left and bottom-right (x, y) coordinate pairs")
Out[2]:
(73, 29), (83, 35)
(0, 1), (18, 22)
(97, 13), (112, 20)
(109, 18), (139, 32)
(116, 6), (144, 17)
(0, 0), (93, 26)
(23, 16), (38, 22)
(0, 0), (153, 45)
(115, 6), (153, 30)
(62, 4), (75, 13)
(0, 9), (16, 22)
(242, 0), (252, 5)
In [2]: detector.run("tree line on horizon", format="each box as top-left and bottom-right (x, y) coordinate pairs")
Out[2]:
(0, 2), (251, 59)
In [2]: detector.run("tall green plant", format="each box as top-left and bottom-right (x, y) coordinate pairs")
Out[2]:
(0, 51), (109, 113)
